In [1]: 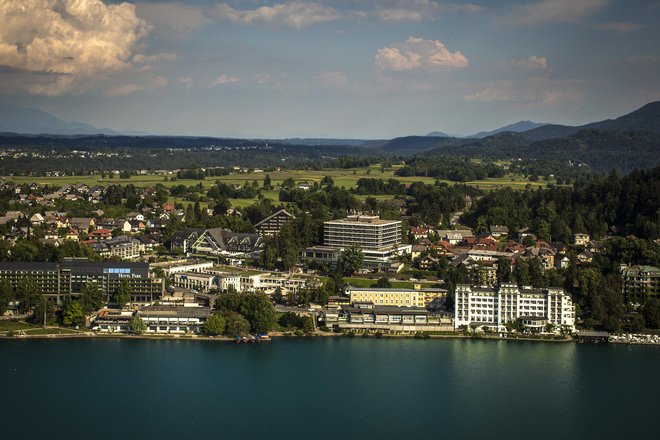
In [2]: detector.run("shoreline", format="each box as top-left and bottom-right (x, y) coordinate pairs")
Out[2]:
(2, 328), (659, 346)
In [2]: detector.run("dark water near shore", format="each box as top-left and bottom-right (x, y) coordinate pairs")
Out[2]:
(1, 338), (659, 440)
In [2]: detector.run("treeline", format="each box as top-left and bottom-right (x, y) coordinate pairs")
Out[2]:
(396, 157), (506, 181)
(175, 168), (231, 180)
(465, 167), (660, 241)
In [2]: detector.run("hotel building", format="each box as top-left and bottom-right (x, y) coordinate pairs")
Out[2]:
(454, 283), (575, 332)
(0, 259), (164, 305)
(303, 215), (411, 270)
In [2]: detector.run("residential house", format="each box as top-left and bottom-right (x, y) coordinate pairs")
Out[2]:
(418, 255), (441, 271)
(574, 233), (590, 246)
(70, 217), (95, 232)
(30, 213), (44, 225)
(489, 225), (509, 238)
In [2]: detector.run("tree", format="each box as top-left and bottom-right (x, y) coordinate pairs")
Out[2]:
(215, 291), (244, 313)
(240, 293), (276, 334)
(130, 315), (147, 334)
(282, 177), (295, 189)
(278, 312), (304, 329)
(62, 301), (85, 327)
(15, 277), (42, 313)
(302, 316), (315, 334)
(223, 311), (251, 336)
(272, 287), (285, 305)
(336, 245), (364, 277)
(204, 314), (227, 336)
(32, 296), (56, 326)
(643, 299), (660, 329)
(513, 257), (531, 287)
(496, 258), (512, 284)
(263, 174), (272, 190)
(373, 277), (392, 288)
(0, 279), (13, 315)
(80, 282), (105, 314)
(114, 280), (131, 308)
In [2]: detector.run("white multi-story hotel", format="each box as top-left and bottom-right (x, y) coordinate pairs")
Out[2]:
(303, 215), (411, 270)
(454, 283), (575, 332)
(324, 215), (401, 248)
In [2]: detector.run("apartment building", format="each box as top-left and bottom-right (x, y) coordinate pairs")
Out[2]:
(621, 265), (660, 302)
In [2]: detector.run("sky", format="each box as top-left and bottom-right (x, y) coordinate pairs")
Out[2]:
(0, 0), (659, 138)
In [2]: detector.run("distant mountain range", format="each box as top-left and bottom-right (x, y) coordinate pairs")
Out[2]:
(0, 102), (120, 136)
(468, 120), (549, 138)
(425, 131), (451, 137)
(520, 101), (660, 141)
(1, 100), (659, 152)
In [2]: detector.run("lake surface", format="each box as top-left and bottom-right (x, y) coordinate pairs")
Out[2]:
(1, 338), (659, 440)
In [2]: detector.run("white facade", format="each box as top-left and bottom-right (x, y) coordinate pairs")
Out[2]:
(454, 283), (575, 332)
(173, 272), (218, 292)
(323, 215), (401, 249)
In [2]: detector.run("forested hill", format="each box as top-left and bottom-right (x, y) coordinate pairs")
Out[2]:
(418, 130), (660, 173)
(521, 101), (660, 141)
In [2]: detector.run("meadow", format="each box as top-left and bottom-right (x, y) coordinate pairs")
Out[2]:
(2, 164), (555, 209)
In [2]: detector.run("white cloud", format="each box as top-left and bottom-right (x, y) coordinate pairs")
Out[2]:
(509, 0), (611, 25)
(178, 76), (194, 89)
(318, 70), (347, 86)
(375, 37), (469, 71)
(105, 75), (167, 96)
(136, 2), (211, 32)
(212, 74), (241, 86)
(252, 73), (271, 84)
(204, 1), (483, 28)
(0, 0), (150, 95)
(464, 78), (584, 106)
(501, 55), (548, 70)
(133, 53), (179, 63)
(372, 8), (425, 22)
(207, 2), (341, 29)
(594, 22), (643, 34)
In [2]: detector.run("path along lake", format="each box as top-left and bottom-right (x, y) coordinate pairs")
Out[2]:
(1, 338), (659, 440)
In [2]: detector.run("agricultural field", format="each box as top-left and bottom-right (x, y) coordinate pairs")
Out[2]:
(3, 164), (554, 190)
(2, 164), (556, 210)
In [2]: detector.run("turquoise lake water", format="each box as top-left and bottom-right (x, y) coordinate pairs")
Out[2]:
(1, 338), (659, 439)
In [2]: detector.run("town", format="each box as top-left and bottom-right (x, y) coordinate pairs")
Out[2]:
(0, 167), (657, 342)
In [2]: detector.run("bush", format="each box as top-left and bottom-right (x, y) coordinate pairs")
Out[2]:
(345, 331), (355, 338)
(319, 325), (330, 332)
(375, 331), (383, 338)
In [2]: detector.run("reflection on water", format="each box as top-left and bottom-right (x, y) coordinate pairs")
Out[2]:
(0, 338), (658, 440)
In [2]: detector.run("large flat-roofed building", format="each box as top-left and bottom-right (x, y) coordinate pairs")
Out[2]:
(304, 215), (411, 270)
(454, 283), (575, 332)
(0, 259), (164, 304)
(346, 286), (446, 308)
(324, 215), (401, 249)
(621, 265), (660, 303)
(138, 306), (211, 334)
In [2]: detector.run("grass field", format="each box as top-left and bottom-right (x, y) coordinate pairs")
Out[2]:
(0, 320), (82, 335)
(4, 165), (554, 190)
(2, 164), (555, 210)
